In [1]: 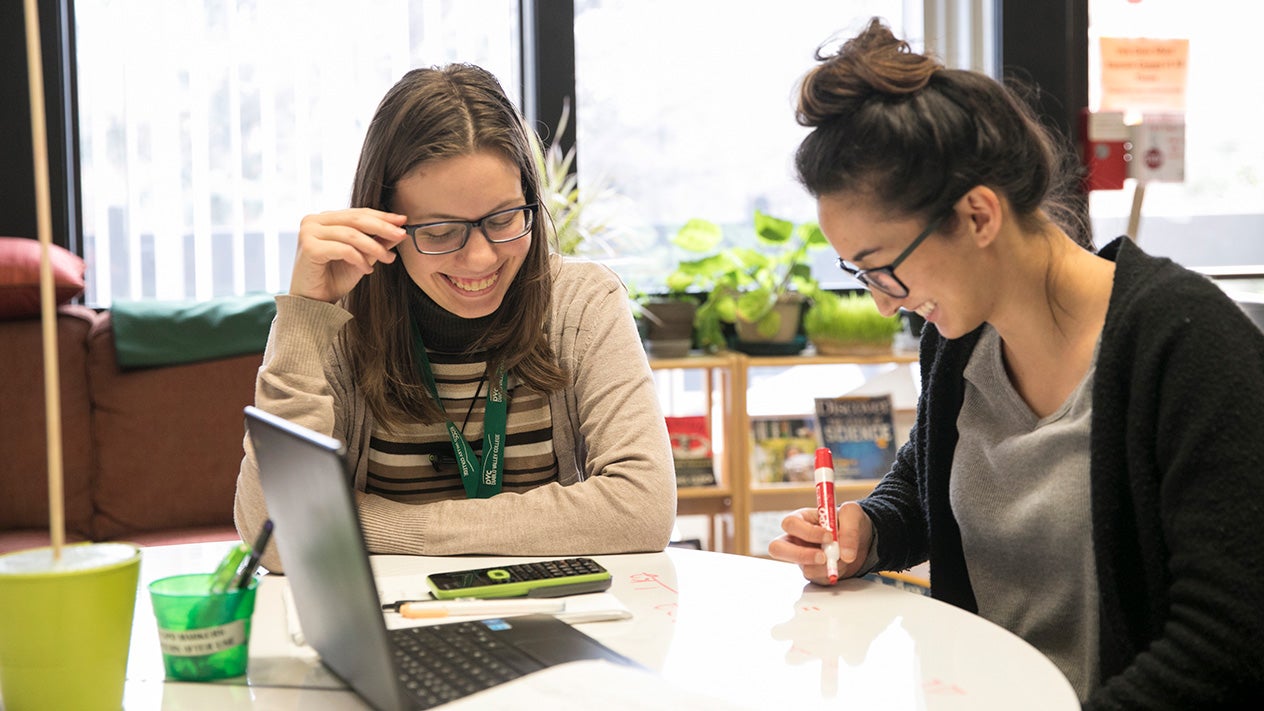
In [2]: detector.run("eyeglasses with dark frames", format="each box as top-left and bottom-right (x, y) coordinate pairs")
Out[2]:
(403, 203), (537, 255)
(836, 213), (947, 299)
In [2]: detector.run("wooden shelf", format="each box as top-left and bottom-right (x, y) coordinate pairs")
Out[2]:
(651, 348), (913, 556)
(648, 352), (735, 370)
(749, 480), (880, 512)
(676, 485), (733, 500)
(651, 355), (746, 555)
(744, 350), (918, 367)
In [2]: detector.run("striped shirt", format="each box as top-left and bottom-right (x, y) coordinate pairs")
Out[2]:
(366, 350), (558, 502)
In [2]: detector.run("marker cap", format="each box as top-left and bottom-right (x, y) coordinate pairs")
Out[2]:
(815, 447), (833, 471)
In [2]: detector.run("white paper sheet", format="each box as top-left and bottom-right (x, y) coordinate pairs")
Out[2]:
(282, 577), (632, 647)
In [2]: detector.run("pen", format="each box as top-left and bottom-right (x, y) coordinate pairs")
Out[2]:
(396, 598), (565, 620)
(815, 448), (840, 584)
(232, 519), (273, 591)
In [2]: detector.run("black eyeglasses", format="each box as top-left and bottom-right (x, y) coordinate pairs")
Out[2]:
(836, 213), (947, 298)
(403, 203), (537, 255)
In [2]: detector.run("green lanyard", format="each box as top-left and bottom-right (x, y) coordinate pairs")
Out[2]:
(411, 327), (508, 499)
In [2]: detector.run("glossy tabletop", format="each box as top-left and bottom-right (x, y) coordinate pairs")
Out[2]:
(118, 542), (1077, 710)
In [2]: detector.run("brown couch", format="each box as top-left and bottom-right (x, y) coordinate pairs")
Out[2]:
(0, 305), (260, 554)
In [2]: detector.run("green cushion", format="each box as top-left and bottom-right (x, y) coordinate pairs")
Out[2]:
(110, 293), (276, 368)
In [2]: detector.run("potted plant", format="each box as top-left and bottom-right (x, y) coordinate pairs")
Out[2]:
(803, 291), (904, 355)
(667, 211), (828, 354)
(629, 285), (698, 359)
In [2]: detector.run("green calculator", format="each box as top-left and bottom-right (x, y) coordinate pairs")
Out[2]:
(425, 557), (612, 599)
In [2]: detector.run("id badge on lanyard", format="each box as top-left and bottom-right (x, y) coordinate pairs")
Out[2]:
(411, 326), (508, 499)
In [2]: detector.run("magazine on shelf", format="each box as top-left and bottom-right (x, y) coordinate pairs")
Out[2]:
(814, 395), (897, 480)
(749, 416), (818, 484)
(664, 415), (717, 487)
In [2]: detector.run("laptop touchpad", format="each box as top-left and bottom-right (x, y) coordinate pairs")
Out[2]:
(516, 637), (623, 666)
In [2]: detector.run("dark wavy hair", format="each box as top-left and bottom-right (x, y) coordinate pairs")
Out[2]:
(339, 64), (565, 429)
(795, 18), (1087, 246)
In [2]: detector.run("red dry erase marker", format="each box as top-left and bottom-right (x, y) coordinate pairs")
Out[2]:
(815, 447), (840, 584)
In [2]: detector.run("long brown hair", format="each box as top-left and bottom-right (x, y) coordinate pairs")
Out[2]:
(340, 64), (565, 430)
(794, 18), (1087, 246)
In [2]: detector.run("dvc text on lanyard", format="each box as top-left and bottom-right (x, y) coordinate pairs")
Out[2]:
(412, 329), (508, 499)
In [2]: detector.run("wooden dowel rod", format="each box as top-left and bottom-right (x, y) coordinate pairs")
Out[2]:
(24, 0), (66, 560)
(1126, 181), (1146, 243)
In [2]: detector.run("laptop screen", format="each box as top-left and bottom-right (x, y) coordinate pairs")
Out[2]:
(245, 406), (409, 711)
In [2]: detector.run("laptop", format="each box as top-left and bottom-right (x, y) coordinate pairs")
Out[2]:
(244, 405), (638, 710)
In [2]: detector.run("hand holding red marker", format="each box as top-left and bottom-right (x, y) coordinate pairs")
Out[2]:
(814, 447), (841, 584)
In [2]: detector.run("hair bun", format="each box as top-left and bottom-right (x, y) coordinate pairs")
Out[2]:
(797, 18), (943, 127)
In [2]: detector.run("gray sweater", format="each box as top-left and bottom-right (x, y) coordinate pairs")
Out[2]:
(235, 258), (677, 572)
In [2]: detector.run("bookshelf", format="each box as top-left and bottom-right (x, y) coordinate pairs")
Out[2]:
(650, 353), (746, 555)
(651, 349), (919, 556)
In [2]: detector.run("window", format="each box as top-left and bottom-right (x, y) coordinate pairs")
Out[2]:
(73, 1), (1010, 303)
(572, 0), (911, 291)
(74, 0), (521, 305)
(1086, 0), (1264, 266)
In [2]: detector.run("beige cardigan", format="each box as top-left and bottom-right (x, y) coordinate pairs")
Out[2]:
(234, 258), (676, 572)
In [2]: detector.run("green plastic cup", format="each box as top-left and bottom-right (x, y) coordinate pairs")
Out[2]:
(148, 572), (257, 681)
(0, 542), (141, 711)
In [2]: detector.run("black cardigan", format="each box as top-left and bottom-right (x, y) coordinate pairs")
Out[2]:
(860, 237), (1264, 708)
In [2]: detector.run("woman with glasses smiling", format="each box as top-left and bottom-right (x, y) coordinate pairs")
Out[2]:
(233, 64), (675, 570)
(768, 19), (1264, 707)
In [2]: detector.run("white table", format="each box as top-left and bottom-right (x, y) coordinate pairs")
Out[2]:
(121, 542), (1077, 709)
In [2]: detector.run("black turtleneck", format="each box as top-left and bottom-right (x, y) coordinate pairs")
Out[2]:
(409, 286), (496, 354)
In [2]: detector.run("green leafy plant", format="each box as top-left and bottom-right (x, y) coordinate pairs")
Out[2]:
(803, 291), (904, 351)
(667, 211), (828, 350)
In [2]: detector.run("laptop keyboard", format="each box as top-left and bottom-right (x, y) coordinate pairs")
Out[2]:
(391, 620), (546, 708)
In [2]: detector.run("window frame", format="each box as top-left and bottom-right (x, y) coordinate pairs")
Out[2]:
(2, 0), (82, 254)
(8, 0), (1088, 264)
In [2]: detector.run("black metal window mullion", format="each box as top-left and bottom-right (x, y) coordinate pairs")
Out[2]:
(1, 0), (81, 254)
(520, 0), (577, 176)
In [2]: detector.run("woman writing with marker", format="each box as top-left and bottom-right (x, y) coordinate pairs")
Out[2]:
(234, 65), (675, 571)
(768, 19), (1264, 707)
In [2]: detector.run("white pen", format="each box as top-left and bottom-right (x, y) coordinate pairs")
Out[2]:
(398, 598), (565, 620)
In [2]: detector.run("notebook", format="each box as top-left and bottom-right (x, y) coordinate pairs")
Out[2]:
(244, 405), (639, 710)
